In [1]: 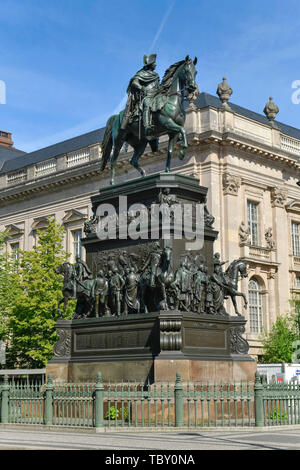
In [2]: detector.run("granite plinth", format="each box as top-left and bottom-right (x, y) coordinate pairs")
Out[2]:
(47, 311), (255, 383)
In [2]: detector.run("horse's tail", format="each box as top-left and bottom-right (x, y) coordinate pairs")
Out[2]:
(101, 115), (116, 171)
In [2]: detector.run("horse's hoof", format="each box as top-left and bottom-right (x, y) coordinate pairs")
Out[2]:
(178, 150), (185, 160)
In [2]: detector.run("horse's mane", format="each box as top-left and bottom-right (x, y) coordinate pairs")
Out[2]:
(225, 259), (237, 275)
(225, 259), (244, 276)
(160, 60), (185, 93)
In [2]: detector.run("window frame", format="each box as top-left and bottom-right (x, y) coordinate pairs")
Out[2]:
(248, 277), (263, 334)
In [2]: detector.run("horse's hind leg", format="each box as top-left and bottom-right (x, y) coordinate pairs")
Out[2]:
(110, 139), (123, 185)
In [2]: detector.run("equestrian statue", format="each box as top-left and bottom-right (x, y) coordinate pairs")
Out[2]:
(101, 54), (198, 185)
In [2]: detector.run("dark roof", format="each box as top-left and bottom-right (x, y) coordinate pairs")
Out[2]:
(194, 92), (300, 140)
(0, 92), (299, 175)
(0, 127), (105, 174)
(0, 146), (26, 172)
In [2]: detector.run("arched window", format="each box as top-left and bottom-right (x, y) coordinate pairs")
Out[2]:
(248, 278), (263, 334)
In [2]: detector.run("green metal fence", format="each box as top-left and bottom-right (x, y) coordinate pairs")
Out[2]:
(254, 373), (300, 427)
(1, 371), (300, 428)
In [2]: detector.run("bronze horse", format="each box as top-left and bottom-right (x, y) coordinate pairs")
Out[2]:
(101, 56), (198, 185)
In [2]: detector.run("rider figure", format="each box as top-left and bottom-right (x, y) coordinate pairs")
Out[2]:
(122, 54), (160, 137)
(141, 241), (163, 288)
(74, 256), (93, 282)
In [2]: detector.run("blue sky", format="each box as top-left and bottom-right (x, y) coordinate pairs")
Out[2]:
(0, 0), (300, 152)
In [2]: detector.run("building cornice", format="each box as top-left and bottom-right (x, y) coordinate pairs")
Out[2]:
(1, 123), (299, 203)
(187, 130), (299, 170)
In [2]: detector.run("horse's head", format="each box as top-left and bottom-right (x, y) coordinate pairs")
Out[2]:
(238, 260), (248, 279)
(160, 246), (173, 270)
(226, 259), (248, 281)
(55, 262), (72, 276)
(182, 55), (198, 95)
(161, 56), (198, 97)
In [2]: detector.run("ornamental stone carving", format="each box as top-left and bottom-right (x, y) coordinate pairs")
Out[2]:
(160, 319), (182, 351)
(263, 96), (279, 127)
(217, 77), (233, 110)
(222, 173), (241, 196)
(53, 329), (71, 357)
(186, 82), (199, 111)
(239, 221), (250, 246)
(230, 325), (249, 355)
(265, 227), (275, 249)
(270, 187), (287, 208)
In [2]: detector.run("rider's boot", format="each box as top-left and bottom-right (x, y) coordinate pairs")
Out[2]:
(143, 107), (154, 139)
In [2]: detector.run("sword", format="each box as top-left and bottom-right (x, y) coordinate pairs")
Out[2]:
(138, 92), (142, 141)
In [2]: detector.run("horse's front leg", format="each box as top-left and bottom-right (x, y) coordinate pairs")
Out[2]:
(230, 295), (242, 317)
(233, 290), (248, 310)
(178, 127), (188, 160)
(166, 133), (180, 172)
(159, 115), (187, 162)
(157, 279), (168, 310)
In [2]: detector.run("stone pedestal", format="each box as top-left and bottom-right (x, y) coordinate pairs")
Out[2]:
(47, 312), (255, 383)
(48, 173), (256, 385)
(83, 172), (218, 276)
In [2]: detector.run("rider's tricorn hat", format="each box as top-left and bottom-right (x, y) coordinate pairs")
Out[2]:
(143, 53), (157, 66)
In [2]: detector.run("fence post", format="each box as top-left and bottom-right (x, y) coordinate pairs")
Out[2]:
(45, 373), (53, 426)
(95, 372), (104, 428)
(254, 371), (264, 427)
(1, 375), (9, 423)
(174, 372), (184, 427)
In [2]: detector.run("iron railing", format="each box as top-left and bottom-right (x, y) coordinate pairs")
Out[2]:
(0, 372), (299, 428)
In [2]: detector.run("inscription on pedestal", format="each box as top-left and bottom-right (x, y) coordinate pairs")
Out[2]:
(75, 328), (152, 352)
(184, 327), (226, 349)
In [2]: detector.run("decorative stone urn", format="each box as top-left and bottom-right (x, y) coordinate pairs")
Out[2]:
(217, 77), (233, 110)
(263, 97), (279, 127)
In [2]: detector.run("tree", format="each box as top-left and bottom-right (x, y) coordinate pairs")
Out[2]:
(260, 307), (300, 363)
(6, 218), (75, 368)
(0, 230), (19, 340)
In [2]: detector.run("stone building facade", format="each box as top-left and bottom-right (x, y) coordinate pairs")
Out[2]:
(0, 91), (299, 359)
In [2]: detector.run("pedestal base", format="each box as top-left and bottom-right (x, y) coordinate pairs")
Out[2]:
(47, 311), (256, 383)
(46, 358), (256, 384)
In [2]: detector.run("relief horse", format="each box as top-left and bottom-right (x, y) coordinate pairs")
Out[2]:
(223, 259), (248, 316)
(55, 262), (95, 318)
(138, 246), (175, 312)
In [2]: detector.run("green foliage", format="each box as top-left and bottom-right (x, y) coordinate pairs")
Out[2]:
(0, 230), (19, 340)
(269, 407), (288, 421)
(105, 407), (120, 420)
(260, 311), (300, 363)
(5, 218), (75, 368)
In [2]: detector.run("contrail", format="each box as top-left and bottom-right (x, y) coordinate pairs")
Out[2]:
(26, 3), (176, 150)
(113, 1), (175, 115)
(148, 1), (175, 52)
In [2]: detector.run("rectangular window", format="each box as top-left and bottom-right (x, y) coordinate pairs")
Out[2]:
(249, 279), (263, 334)
(292, 222), (300, 256)
(10, 242), (20, 261)
(294, 276), (300, 288)
(247, 201), (259, 246)
(72, 230), (82, 262)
